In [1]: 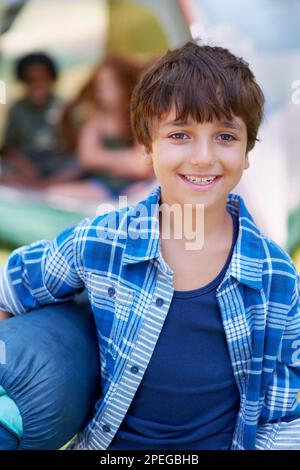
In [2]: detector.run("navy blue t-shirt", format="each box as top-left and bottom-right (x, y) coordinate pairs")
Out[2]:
(108, 212), (240, 450)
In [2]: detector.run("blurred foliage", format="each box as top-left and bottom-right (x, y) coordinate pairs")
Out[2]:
(293, 247), (300, 272)
(288, 206), (300, 253)
(0, 249), (10, 266)
(288, 206), (300, 272)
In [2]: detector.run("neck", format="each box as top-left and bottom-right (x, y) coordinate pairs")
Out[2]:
(159, 198), (232, 252)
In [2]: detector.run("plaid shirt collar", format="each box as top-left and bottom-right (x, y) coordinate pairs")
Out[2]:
(123, 185), (264, 291)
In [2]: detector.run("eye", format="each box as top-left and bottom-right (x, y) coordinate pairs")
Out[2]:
(169, 132), (189, 141)
(217, 133), (237, 142)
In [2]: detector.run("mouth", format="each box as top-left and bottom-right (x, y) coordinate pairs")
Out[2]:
(179, 174), (222, 191)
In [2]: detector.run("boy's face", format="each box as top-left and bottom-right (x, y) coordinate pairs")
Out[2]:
(145, 107), (249, 210)
(24, 64), (54, 105)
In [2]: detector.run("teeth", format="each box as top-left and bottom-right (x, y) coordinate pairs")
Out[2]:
(184, 175), (217, 184)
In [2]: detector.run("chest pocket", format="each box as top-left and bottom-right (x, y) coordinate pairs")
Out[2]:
(86, 273), (136, 360)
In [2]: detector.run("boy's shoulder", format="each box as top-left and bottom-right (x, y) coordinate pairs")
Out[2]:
(260, 233), (298, 281)
(228, 193), (298, 293)
(261, 232), (295, 266)
(73, 206), (130, 243)
(71, 190), (161, 272)
(73, 187), (160, 246)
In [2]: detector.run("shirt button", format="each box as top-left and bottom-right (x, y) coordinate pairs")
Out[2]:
(155, 298), (164, 307)
(131, 365), (139, 374)
(102, 424), (111, 433)
(108, 287), (115, 297)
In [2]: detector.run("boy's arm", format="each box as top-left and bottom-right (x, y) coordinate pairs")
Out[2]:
(255, 273), (300, 449)
(0, 220), (89, 316)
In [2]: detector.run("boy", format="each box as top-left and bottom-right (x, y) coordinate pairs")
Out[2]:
(1, 52), (79, 188)
(1, 41), (300, 450)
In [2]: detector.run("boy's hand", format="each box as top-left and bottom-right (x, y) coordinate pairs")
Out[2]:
(0, 310), (13, 320)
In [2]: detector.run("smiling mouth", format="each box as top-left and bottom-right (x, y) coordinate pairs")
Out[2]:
(181, 175), (221, 185)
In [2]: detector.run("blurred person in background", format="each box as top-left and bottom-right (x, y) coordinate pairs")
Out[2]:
(0, 52), (81, 189)
(46, 54), (155, 203)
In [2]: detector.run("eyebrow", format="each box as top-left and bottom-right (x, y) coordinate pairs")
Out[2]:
(219, 120), (242, 131)
(161, 119), (189, 129)
(161, 118), (243, 131)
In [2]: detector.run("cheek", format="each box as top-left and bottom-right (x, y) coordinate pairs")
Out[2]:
(152, 143), (186, 169)
(229, 160), (245, 172)
(221, 149), (247, 173)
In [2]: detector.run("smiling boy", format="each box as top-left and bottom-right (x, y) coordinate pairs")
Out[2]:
(145, 110), (248, 291)
(0, 41), (300, 450)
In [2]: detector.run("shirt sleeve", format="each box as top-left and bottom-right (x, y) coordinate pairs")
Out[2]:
(0, 219), (89, 315)
(255, 272), (300, 449)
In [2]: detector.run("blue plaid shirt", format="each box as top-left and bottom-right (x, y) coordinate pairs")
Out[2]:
(1, 186), (300, 450)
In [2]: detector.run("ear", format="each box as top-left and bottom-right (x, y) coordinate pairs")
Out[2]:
(244, 153), (250, 170)
(142, 146), (153, 164)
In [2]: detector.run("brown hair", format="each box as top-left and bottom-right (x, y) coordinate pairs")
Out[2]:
(60, 54), (144, 152)
(131, 41), (265, 153)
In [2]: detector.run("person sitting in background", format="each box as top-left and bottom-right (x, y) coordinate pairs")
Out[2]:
(46, 54), (155, 203)
(1, 52), (81, 189)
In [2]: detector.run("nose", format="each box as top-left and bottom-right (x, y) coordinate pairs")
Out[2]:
(189, 138), (214, 167)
